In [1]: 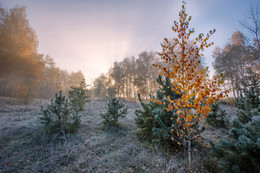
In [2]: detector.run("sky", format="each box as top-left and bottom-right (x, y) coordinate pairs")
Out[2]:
(0, 0), (255, 84)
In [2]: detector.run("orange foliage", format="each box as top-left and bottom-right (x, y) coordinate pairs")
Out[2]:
(153, 2), (230, 143)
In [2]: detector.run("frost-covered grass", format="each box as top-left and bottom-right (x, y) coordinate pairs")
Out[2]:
(0, 97), (237, 172)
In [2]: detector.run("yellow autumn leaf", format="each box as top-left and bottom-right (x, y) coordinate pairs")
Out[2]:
(186, 114), (192, 121)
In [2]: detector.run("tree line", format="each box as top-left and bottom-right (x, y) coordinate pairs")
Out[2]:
(92, 51), (160, 100)
(0, 5), (84, 102)
(1, 3), (258, 103)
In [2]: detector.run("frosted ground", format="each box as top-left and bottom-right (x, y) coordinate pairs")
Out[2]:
(0, 97), (237, 172)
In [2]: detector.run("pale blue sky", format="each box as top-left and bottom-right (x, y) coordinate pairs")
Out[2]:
(0, 0), (255, 84)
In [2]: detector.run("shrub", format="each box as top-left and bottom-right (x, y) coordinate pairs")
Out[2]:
(69, 79), (90, 111)
(100, 97), (127, 125)
(135, 76), (185, 147)
(211, 73), (260, 173)
(40, 91), (81, 134)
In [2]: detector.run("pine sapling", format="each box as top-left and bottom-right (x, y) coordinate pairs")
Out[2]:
(135, 75), (184, 147)
(100, 97), (128, 125)
(40, 91), (81, 134)
(69, 79), (91, 111)
(210, 71), (260, 172)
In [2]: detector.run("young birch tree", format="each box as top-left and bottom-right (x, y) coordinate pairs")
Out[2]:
(153, 1), (230, 168)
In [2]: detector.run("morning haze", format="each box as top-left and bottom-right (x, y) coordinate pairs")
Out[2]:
(1, 0), (250, 84)
(0, 0), (259, 172)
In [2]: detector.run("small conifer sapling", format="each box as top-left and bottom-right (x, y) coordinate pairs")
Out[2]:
(40, 91), (81, 134)
(100, 97), (128, 125)
(69, 79), (91, 111)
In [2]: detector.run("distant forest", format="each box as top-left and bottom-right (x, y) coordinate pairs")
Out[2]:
(0, 6), (85, 102)
(92, 51), (160, 100)
(0, 4), (259, 102)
